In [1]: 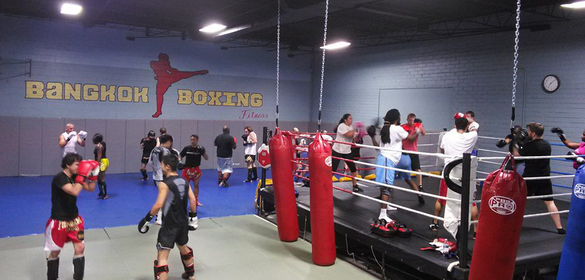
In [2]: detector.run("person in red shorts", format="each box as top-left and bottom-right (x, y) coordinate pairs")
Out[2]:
(179, 134), (208, 230)
(44, 153), (99, 280)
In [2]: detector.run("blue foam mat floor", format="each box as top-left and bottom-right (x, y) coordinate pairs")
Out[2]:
(0, 168), (263, 238)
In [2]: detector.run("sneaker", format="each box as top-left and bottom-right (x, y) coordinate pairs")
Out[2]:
(243, 179), (253, 183)
(219, 181), (224, 187)
(141, 177), (148, 181)
(557, 228), (566, 235)
(352, 185), (364, 193)
(387, 205), (397, 211)
(101, 195), (109, 200)
(429, 223), (439, 231)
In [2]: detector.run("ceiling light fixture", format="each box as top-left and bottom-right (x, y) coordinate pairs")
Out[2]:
(561, 1), (585, 8)
(320, 41), (351, 50)
(199, 23), (227, 33)
(216, 25), (252, 37)
(60, 3), (83, 15)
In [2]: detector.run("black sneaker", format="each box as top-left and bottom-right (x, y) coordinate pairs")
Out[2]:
(352, 185), (364, 193)
(557, 228), (566, 235)
(429, 223), (439, 231)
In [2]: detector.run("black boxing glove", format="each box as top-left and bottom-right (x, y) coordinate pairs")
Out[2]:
(496, 140), (507, 148)
(138, 211), (154, 234)
(568, 151), (585, 164)
(551, 127), (566, 142)
(241, 134), (249, 145)
(367, 125), (376, 137)
(198, 145), (205, 154)
(414, 118), (422, 124)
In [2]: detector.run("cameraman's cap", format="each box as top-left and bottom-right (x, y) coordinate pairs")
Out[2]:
(453, 112), (465, 119)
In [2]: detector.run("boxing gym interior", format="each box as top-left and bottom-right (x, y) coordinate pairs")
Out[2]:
(1, 1), (584, 279)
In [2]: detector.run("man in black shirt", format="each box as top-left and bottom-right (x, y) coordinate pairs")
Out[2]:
(180, 134), (208, 229)
(214, 126), (237, 187)
(138, 155), (197, 280)
(44, 154), (98, 280)
(515, 122), (565, 234)
(140, 130), (157, 181)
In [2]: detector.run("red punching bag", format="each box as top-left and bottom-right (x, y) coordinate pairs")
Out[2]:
(269, 128), (299, 242)
(309, 132), (336, 266)
(469, 155), (526, 280)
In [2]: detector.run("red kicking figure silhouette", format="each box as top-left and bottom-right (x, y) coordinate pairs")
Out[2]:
(150, 53), (209, 118)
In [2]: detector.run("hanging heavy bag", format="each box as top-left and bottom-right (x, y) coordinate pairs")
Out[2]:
(268, 128), (299, 242)
(469, 155), (526, 280)
(557, 164), (585, 279)
(308, 131), (336, 266)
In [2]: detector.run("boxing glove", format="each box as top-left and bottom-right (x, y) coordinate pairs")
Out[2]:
(75, 160), (93, 184)
(138, 211), (154, 234)
(367, 125), (376, 137)
(78, 130), (88, 140)
(233, 137), (237, 144)
(88, 161), (100, 181)
(242, 134), (249, 145)
(67, 131), (77, 142)
(568, 151), (585, 164)
(188, 211), (198, 231)
(414, 118), (422, 124)
(551, 127), (566, 142)
(198, 146), (205, 154)
(496, 140), (508, 148)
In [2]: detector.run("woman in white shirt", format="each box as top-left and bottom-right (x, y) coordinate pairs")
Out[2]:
(331, 114), (361, 192)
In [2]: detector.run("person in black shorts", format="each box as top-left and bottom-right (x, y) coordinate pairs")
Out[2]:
(214, 126), (236, 187)
(514, 122), (565, 234)
(44, 154), (98, 280)
(180, 134), (208, 229)
(93, 133), (109, 199)
(331, 114), (361, 192)
(138, 154), (197, 280)
(140, 130), (157, 181)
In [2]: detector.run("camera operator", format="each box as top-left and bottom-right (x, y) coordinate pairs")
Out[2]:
(513, 122), (565, 234)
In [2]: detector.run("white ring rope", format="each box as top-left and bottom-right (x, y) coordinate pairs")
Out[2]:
(353, 176), (460, 202)
(478, 135), (503, 141)
(339, 158), (443, 180)
(479, 155), (578, 160)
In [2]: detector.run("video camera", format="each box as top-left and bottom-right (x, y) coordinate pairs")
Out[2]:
(496, 125), (529, 150)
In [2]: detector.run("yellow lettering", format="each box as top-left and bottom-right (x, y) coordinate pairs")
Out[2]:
(83, 84), (99, 101)
(223, 91), (236, 106)
(100, 85), (116, 102)
(177, 89), (192, 104)
(250, 93), (263, 107)
(118, 86), (132, 102)
(193, 90), (207, 105)
(25, 81), (44, 99)
(46, 82), (63, 100)
(134, 87), (148, 103)
(236, 92), (249, 107)
(208, 91), (222, 106)
(64, 83), (81, 100)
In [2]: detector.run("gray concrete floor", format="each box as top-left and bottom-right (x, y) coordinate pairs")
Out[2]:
(0, 215), (377, 280)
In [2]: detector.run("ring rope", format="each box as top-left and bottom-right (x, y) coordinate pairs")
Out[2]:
(329, 156), (444, 179)
(316, 0), (330, 130)
(479, 155), (578, 160)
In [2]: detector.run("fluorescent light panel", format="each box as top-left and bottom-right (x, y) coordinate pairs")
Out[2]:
(199, 23), (227, 33)
(320, 41), (351, 50)
(216, 25), (252, 37)
(561, 1), (585, 9)
(60, 3), (82, 15)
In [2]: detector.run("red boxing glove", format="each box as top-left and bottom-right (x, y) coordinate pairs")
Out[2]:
(88, 161), (100, 181)
(453, 112), (465, 119)
(75, 160), (93, 184)
(233, 136), (237, 144)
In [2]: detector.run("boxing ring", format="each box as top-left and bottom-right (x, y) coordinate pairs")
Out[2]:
(256, 129), (574, 280)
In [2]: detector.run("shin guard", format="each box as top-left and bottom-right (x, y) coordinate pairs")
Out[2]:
(47, 257), (59, 280)
(153, 260), (169, 280)
(180, 247), (195, 279)
(73, 255), (85, 280)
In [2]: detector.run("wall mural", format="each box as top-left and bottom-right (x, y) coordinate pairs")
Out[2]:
(22, 53), (267, 119)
